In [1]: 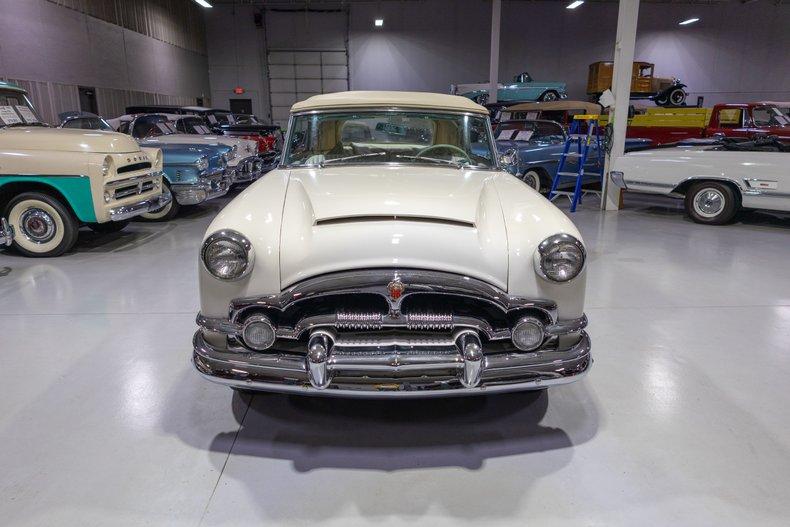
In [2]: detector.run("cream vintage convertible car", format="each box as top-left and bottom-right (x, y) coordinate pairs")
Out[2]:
(610, 137), (790, 224)
(193, 91), (590, 396)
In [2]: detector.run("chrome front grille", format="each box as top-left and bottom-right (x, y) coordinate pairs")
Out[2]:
(407, 312), (453, 330)
(114, 180), (155, 199)
(336, 311), (383, 330)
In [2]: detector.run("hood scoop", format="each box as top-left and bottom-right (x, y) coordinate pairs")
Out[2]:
(315, 215), (475, 228)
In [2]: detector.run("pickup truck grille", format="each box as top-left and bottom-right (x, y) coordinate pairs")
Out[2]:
(113, 180), (155, 199)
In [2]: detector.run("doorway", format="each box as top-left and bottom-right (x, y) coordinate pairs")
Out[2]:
(78, 86), (98, 114)
(229, 98), (253, 115)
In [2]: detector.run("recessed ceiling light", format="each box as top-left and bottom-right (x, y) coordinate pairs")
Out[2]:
(374, 18), (384, 27)
(193, 0), (212, 7)
(566, 1), (584, 9)
(679, 17), (700, 26)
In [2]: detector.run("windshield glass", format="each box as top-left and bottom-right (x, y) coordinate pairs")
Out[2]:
(132, 115), (178, 138)
(284, 111), (496, 168)
(0, 88), (45, 127)
(177, 116), (212, 135)
(62, 116), (114, 131)
(495, 120), (565, 143)
(753, 106), (789, 127)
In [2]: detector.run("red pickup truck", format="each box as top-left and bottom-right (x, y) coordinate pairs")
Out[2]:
(626, 102), (790, 145)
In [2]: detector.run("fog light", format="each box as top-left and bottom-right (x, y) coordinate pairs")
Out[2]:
(242, 316), (275, 351)
(512, 317), (544, 351)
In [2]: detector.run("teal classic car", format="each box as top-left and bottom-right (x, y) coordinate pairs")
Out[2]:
(0, 82), (171, 257)
(454, 71), (568, 105)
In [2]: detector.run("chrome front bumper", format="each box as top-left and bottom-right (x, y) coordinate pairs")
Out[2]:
(193, 269), (591, 397)
(0, 217), (13, 246)
(230, 156), (263, 184)
(171, 171), (231, 205)
(108, 188), (173, 222)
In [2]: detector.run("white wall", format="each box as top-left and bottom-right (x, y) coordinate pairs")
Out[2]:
(0, 0), (211, 121)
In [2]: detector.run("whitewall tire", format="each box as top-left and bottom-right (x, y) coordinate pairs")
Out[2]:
(5, 192), (79, 257)
(684, 181), (739, 225)
(140, 182), (180, 221)
(521, 169), (544, 193)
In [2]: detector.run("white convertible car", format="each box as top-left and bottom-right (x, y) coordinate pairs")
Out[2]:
(610, 138), (790, 224)
(193, 91), (590, 396)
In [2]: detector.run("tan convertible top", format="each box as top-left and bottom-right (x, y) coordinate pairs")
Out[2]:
(504, 100), (602, 113)
(291, 91), (489, 115)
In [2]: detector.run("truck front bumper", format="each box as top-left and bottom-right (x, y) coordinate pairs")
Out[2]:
(171, 171), (231, 206)
(108, 188), (173, 222)
(0, 217), (13, 246)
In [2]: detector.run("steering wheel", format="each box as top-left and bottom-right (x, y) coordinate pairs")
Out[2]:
(416, 144), (471, 164)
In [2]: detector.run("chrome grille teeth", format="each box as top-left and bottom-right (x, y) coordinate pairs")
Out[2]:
(336, 311), (383, 330)
(407, 312), (453, 330)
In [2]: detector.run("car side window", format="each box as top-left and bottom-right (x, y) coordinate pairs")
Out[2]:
(717, 109), (743, 129)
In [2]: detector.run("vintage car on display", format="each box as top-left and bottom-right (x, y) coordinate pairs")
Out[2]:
(453, 71), (568, 105)
(193, 91), (591, 397)
(587, 61), (688, 107)
(111, 113), (260, 184)
(610, 136), (790, 225)
(0, 82), (170, 257)
(496, 100), (603, 128)
(495, 119), (651, 193)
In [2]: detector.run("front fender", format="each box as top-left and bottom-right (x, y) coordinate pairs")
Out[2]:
(199, 169), (291, 317)
(0, 175), (96, 222)
(493, 173), (587, 320)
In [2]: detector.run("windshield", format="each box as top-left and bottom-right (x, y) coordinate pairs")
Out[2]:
(284, 111), (496, 168)
(131, 115), (178, 138)
(176, 117), (212, 135)
(62, 116), (114, 131)
(495, 120), (565, 143)
(753, 106), (789, 128)
(0, 89), (46, 127)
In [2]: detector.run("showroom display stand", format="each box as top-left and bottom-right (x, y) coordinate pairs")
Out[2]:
(548, 115), (603, 212)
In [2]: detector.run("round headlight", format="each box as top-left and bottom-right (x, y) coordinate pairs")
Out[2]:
(242, 315), (276, 351)
(201, 230), (254, 281)
(512, 317), (544, 351)
(535, 233), (586, 282)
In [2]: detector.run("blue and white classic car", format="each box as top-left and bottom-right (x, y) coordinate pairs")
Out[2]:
(454, 71), (568, 106)
(495, 119), (651, 193)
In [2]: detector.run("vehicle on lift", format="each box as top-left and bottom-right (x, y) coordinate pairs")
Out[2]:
(587, 61), (688, 107)
(496, 100), (603, 129)
(0, 82), (170, 257)
(193, 91), (591, 397)
(599, 103), (790, 146)
(495, 119), (651, 193)
(610, 136), (790, 224)
(453, 70), (568, 106)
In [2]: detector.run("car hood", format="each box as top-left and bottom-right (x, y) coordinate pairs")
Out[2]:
(139, 134), (233, 149)
(278, 166), (510, 289)
(143, 142), (221, 165)
(0, 127), (141, 153)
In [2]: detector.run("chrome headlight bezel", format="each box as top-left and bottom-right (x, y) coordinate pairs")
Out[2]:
(201, 230), (255, 281)
(195, 155), (209, 172)
(101, 155), (112, 177)
(534, 233), (586, 283)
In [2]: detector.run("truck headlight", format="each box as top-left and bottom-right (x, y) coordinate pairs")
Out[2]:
(195, 155), (209, 172)
(201, 230), (254, 281)
(102, 155), (112, 177)
(535, 233), (585, 282)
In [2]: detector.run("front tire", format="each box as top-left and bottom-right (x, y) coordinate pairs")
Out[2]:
(4, 192), (79, 257)
(474, 93), (489, 106)
(668, 87), (686, 106)
(140, 182), (180, 221)
(540, 91), (559, 102)
(521, 169), (546, 193)
(685, 181), (739, 225)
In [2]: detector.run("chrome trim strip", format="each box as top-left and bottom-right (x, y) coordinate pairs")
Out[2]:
(107, 188), (172, 222)
(0, 217), (13, 246)
(200, 229), (255, 282)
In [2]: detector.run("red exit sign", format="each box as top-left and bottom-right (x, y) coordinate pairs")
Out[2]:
(233, 87), (245, 95)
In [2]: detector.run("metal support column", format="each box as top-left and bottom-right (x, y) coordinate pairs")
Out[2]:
(602, 0), (640, 211)
(488, 0), (501, 104)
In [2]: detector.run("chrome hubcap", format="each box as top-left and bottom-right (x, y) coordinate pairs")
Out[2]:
(19, 208), (57, 243)
(543, 92), (558, 101)
(523, 172), (540, 191)
(694, 189), (725, 217)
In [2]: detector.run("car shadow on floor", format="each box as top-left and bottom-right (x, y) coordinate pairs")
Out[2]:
(208, 384), (600, 473)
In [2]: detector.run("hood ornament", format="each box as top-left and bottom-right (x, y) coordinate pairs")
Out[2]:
(387, 278), (405, 300)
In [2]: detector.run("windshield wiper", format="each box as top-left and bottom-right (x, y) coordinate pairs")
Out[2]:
(321, 152), (387, 165)
(393, 154), (464, 168)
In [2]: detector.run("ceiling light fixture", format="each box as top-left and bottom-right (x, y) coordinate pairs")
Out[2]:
(374, 18), (384, 27)
(193, 0), (212, 8)
(566, 1), (584, 9)
(678, 17), (700, 26)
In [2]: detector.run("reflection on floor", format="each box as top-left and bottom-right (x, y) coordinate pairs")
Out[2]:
(1, 190), (789, 526)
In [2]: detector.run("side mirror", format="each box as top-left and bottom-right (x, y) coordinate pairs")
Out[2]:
(499, 148), (517, 168)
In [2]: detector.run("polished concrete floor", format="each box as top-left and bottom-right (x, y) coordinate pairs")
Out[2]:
(1, 191), (789, 526)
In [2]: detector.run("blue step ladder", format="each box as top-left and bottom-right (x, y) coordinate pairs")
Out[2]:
(548, 115), (603, 213)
